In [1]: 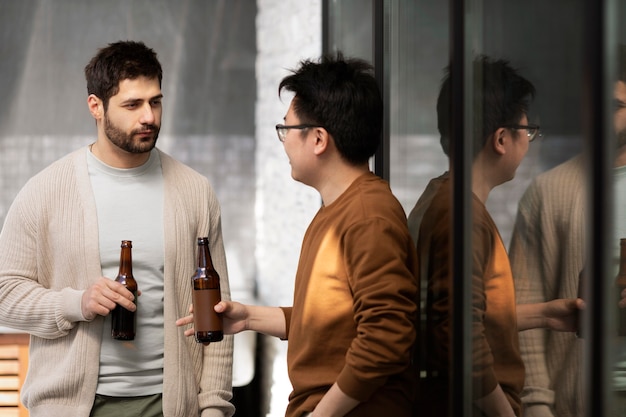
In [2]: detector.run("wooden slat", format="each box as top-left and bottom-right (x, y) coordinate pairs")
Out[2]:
(0, 335), (29, 417)
(0, 392), (19, 407)
(0, 407), (19, 417)
(16, 343), (27, 417)
(0, 335), (28, 346)
(0, 347), (18, 360)
(16, 346), (26, 392)
(0, 377), (19, 390)
(0, 362), (18, 376)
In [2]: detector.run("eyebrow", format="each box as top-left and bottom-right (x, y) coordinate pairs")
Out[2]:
(120, 94), (164, 105)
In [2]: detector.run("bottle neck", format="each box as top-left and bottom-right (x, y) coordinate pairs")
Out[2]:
(197, 244), (215, 270)
(119, 246), (133, 275)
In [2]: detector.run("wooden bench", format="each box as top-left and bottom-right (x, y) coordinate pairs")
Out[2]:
(0, 334), (29, 417)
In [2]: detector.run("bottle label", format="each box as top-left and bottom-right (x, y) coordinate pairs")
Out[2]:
(193, 288), (223, 335)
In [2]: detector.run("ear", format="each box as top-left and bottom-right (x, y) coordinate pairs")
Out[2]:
(491, 127), (508, 156)
(312, 127), (330, 156)
(87, 94), (103, 120)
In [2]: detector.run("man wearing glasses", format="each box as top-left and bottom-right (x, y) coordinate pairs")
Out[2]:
(179, 53), (419, 417)
(410, 56), (581, 417)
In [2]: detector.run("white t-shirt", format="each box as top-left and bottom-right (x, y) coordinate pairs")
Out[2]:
(87, 149), (165, 396)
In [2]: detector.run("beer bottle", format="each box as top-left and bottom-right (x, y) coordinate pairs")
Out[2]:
(111, 240), (138, 340)
(192, 237), (223, 343)
(617, 238), (626, 336)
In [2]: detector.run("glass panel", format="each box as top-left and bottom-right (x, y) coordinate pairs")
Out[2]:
(326, 0), (621, 414)
(325, 0), (373, 62)
(612, 1), (626, 415)
(389, 0), (599, 416)
(390, 0), (449, 216)
(479, 2), (587, 414)
(388, 0), (454, 414)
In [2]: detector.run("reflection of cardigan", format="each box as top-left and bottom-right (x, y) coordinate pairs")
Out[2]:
(282, 172), (419, 417)
(509, 155), (585, 417)
(417, 176), (524, 416)
(0, 147), (234, 417)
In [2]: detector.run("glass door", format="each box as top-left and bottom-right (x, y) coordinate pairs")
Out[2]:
(325, 0), (622, 415)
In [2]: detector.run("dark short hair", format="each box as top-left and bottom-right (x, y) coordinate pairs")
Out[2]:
(278, 52), (383, 165)
(437, 55), (536, 157)
(84, 40), (162, 110)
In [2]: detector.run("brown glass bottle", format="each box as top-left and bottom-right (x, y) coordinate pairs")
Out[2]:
(618, 238), (626, 336)
(111, 240), (138, 340)
(192, 237), (223, 343)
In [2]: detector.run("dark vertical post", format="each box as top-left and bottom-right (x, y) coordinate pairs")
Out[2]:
(583, 0), (611, 415)
(322, 0), (330, 55)
(449, 0), (472, 416)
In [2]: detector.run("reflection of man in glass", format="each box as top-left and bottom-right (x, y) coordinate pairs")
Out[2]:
(410, 56), (582, 417)
(613, 59), (626, 417)
(509, 45), (626, 417)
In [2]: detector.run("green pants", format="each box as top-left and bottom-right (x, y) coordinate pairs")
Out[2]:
(90, 393), (163, 417)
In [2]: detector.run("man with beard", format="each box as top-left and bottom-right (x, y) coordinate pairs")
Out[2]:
(509, 44), (626, 417)
(0, 41), (234, 417)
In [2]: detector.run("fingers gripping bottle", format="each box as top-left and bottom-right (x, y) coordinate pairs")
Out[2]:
(111, 240), (138, 340)
(192, 237), (224, 343)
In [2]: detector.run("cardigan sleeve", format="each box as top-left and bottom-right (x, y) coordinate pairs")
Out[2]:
(510, 156), (587, 417)
(509, 180), (558, 416)
(0, 161), (90, 338)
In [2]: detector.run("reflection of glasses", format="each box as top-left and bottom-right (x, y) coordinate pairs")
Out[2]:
(503, 124), (542, 142)
(275, 124), (322, 142)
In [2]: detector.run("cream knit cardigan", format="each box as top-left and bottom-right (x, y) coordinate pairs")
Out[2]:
(509, 155), (585, 417)
(0, 147), (234, 417)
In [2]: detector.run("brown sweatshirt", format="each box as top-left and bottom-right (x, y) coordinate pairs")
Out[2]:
(281, 172), (419, 417)
(416, 177), (524, 416)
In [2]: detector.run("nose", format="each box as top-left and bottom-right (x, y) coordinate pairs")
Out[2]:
(140, 102), (156, 125)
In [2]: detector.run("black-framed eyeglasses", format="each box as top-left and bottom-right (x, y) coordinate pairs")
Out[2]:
(502, 124), (542, 142)
(275, 124), (322, 142)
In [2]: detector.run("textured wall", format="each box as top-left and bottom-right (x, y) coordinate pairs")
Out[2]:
(255, 0), (322, 415)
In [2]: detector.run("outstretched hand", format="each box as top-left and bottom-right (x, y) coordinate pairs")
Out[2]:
(543, 298), (585, 332)
(175, 300), (250, 339)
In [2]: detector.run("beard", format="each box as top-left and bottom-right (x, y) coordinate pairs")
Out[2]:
(104, 112), (160, 154)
